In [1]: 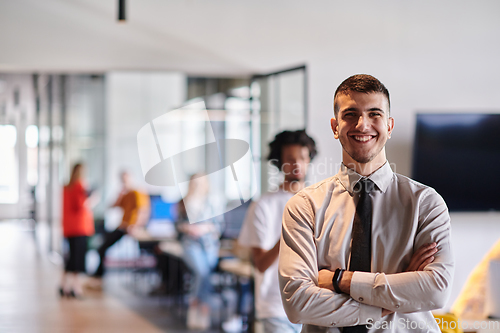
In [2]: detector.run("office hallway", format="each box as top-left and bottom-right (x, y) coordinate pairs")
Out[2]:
(0, 221), (220, 333)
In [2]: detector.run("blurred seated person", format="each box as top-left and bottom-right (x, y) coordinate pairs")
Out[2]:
(177, 173), (221, 330)
(90, 170), (150, 283)
(452, 238), (500, 319)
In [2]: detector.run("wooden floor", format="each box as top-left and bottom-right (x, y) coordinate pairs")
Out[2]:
(0, 221), (220, 333)
(5, 219), (498, 333)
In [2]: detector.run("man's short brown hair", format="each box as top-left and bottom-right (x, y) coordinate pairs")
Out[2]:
(333, 74), (390, 118)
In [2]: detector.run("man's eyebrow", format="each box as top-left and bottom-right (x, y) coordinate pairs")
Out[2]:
(341, 107), (386, 113)
(368, 108), (385, 113)
(340, 108), (358, 113)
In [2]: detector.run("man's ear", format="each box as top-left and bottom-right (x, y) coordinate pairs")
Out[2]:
(331, 118), (339, 139)
(387, 117), (395, 138)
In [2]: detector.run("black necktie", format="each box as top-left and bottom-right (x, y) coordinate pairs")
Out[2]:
(344, 179), (374, 333)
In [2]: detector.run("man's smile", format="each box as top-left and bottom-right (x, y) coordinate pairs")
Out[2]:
(350, 134), (376, 143)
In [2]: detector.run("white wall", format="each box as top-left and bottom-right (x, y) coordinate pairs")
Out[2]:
(302, 3), (500, 310)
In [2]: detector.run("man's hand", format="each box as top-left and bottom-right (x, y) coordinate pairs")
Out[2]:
(339, 271), (352, 294)
(405, 242), (437, 272)
(318, 269), (335, 290)
(382, 309), (393, 317)
(318, 269), (353, 294)
(178, 223), (205, 238)
(126, 224), (141, 236)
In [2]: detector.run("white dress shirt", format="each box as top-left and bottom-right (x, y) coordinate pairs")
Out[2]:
(279, 162), (454, 332)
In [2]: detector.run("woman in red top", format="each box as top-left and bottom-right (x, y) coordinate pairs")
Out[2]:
(60, 163), (95, 298)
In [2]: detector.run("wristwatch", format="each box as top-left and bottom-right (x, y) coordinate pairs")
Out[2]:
(332, 268), (344, 294)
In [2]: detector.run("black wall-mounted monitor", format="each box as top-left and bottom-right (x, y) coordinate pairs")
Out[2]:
(412, 113), (500, 212)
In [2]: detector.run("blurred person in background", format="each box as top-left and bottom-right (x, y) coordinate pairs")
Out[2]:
(237, 130), (317, 333)
(60, 163), (99, 298)
(90, 170), (150, 285)
(177, 173), (221, 331)
(452, 238), (500, 319)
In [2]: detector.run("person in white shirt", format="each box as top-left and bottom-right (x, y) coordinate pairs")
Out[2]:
(279, 74), (454, 332)
(238, 130), (317, 333)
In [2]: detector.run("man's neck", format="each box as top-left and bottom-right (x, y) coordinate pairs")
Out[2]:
(281, 179), (306, 194)
(342, 153), (387, 176)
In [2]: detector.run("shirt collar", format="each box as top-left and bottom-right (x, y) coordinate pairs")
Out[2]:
(338, 161), (393, 194)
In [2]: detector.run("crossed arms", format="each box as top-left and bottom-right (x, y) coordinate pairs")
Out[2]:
(317, 242), (438, 317)
(278, 192), (454, 327)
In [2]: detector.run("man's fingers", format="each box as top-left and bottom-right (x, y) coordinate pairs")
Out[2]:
(411, 243), (437, 264)
(407, 257), (419, 271)
(414, 242), (437, 256)
(406, 242), (438, 272)
(420, 247), (438, 260)
(412, 247), (437, 270)
(417, 256), (435, 271)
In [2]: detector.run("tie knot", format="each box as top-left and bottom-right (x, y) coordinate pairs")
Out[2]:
(354, 178), (375, 194)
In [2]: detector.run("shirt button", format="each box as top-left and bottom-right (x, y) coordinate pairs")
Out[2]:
(367, 319), (373, 323)
(331, 322), (335, 326)
(395, 304), (400, 308)
(359, 297), (364, 302)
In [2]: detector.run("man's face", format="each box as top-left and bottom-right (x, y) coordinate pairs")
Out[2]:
(120, 172), (132, 188)
(281, 144), (311, 182)
(331, 92), (394, 165)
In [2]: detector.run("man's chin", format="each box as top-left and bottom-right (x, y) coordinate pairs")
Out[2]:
(347, 150), (382, 165)
(352, 156), (374, 164)
(285, 176), (305, 183)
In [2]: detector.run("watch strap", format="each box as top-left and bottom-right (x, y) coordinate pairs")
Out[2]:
(332, 268), (344, 294)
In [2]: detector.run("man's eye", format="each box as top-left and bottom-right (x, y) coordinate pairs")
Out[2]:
(370, 112), (382, 117)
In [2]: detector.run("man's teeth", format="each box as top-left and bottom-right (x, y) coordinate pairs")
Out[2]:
(353, 136), (372, 142)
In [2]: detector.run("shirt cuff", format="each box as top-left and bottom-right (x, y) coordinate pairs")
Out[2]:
(351, 271), (377, 305)
(358, 303), (382, 325)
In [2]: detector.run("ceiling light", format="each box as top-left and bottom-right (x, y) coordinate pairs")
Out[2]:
(118, 0), (126, 22)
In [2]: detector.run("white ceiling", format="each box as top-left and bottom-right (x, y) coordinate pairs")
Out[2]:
(1, 1), (499, 76)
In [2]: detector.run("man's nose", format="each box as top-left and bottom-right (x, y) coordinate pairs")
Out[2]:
(355, 115), (370, 131)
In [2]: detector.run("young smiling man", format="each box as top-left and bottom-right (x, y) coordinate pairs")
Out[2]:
(278, 74), (454, 332)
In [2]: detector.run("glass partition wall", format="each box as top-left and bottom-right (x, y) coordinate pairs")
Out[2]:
(0, 66), (307, 255)
(0, 73), (106, 255)
(34, 74), (106, 253)
(251, 66), (307, 194)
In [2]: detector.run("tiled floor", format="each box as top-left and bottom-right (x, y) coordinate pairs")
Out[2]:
(0, 221), (222, 333)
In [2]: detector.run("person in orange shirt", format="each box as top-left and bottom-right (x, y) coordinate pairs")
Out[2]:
(60, 163), (96, 298)
(92, 170), (150, 280)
